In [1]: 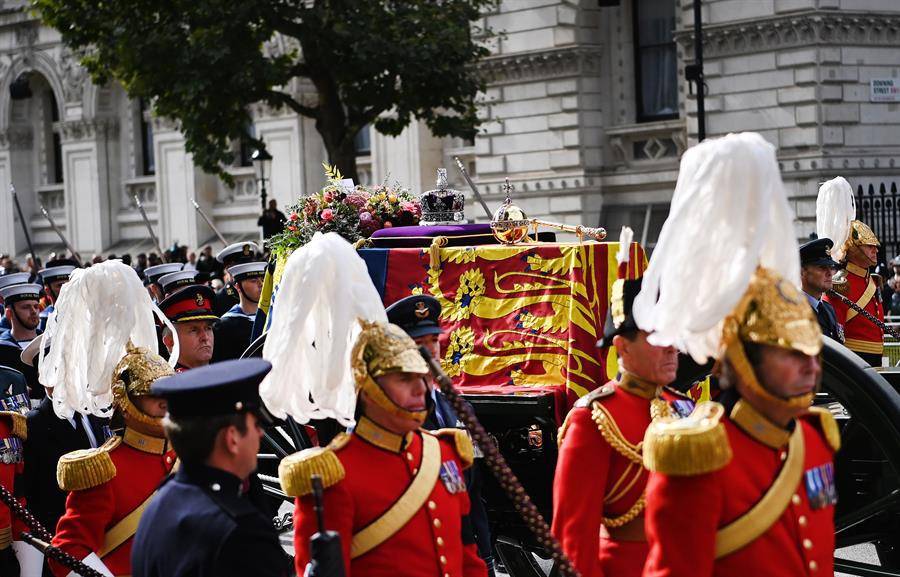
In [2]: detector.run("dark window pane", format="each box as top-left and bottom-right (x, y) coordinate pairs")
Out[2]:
(140, 99), (155, 175)
(634, 0), (678, 121)
(238, 123), (256, 167)
(52, 132), (63, 184)
(355, 125), (371, 156)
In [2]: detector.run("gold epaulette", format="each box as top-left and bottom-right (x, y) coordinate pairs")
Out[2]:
(643, 402), (732, 476)
(806, 407), (841, 452)
(574, 383), (615, 408)
(278, 433), (349, 497)
(433, 428), (474, 469)
(0, 411), (27, 440)
(57, 436), (120, 491)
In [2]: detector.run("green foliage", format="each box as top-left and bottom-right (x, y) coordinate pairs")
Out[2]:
(33, 0), (497, 181)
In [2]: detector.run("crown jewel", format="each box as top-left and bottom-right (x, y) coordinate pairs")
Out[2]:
(420, 168), (466, 225)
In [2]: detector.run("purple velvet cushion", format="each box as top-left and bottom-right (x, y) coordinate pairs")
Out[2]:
(369, 224), (497, 248)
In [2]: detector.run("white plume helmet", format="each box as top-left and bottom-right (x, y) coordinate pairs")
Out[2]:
(632, 132), (800, 364)
(616, 226), (634, 266)
(260, 232), (387, 427)
(815, 176), (855, 262)
(40, 260), (178, 419)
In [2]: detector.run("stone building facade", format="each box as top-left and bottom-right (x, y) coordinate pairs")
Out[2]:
(1, 0), (899, 258)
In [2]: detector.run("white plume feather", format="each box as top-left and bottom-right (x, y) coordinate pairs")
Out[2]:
(632, 132), (800, 364)
(260, 233), (387, 427)
(40, 260), (178, 419)
(616, 226), (634, 265)
(815, 177), (855, 262)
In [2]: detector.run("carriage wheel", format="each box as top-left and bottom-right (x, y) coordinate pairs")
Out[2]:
(820, 340), (900, 576)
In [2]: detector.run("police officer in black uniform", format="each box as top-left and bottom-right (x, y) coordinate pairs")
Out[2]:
(800, 237), (844, 343)
(131, 358), (290, 577)
(212, 262), (267, 362)
(386, 294), (496, 576)
(213, 242), (260, 316)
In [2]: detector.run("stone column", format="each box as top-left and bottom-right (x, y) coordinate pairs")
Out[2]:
(58, 119), (116, 256)
(152, 117), (216, 250)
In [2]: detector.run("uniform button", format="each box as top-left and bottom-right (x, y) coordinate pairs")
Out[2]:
(440, 555), (447, 565)
(165, 456), (172, 464)
(791, 494), (801, 506)
(412, 468), (419, 475)
(406, 452), (414, 461)
(428, 501), (437, 510)
(780, 452), (787, 461)
(803, 539), (813, 550)
(799, 515), (808, 527)
(433, 518), (442, 529)
(444, 574), (450, 577)
(211, 483), (221, 492)
(809, 560), (818, 572)
(436, 537), (445, 547)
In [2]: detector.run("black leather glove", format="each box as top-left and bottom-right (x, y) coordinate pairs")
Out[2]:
(0, 545), (21, 577)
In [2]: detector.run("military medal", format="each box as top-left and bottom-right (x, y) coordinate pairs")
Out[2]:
(804, 462), (837, 510)
(671, 399), (695, 418)
(439, 460), (466, 494)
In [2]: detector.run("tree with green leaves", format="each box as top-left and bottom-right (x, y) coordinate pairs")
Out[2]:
(35, 0), (496, 182)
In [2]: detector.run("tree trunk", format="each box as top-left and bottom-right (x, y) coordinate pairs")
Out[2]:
(325, 137), (360, 184)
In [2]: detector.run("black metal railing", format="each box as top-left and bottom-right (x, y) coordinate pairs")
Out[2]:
(855, 181), (900, 264)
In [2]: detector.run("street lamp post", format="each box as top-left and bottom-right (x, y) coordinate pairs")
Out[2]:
(252, 145), (273, 211)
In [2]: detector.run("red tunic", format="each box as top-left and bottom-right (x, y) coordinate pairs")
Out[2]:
(825, 262), (883, 358)
(51, 429), (176, 576)
(642, 409), (836, 577)
(0, 414), (25, 550)
(293, 422), (487, 577)
(552, 377), (679, 577)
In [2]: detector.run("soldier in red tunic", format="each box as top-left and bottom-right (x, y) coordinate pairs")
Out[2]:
(281, 321), (487, 577)
(817, 176), (884, 366)
(0, 370), (29, 577)
(50, 344), (176, 577)
(826, 221), (883, 366)
(552, 228), (683, 577)
(260, 232), (487, 577)
(631, 133), (838, 577)
(33, 261), (180, 577)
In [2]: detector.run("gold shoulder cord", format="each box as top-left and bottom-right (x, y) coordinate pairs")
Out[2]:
(590, 401), (649, 528)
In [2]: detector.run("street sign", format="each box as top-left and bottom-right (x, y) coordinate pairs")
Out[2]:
(870, 78), (900, 102)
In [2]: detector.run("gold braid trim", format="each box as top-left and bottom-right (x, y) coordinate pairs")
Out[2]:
(433, 428), (475, 469)
(57, 436), (120, 491)
(278, 434), (350, 497)
(590, 402), (643, 465)
(0, 526), (11, 549)
(643, 402), (733, 476)
(0, 411), (27, 440)
(808, 407), (841, 452)
(604, 494), (647, 528)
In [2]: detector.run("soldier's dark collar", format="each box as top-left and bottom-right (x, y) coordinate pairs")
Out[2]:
(618, 372), (659, 400)
(846, 262), (869, 278)
(730, 399), (791, 449)
(355, 416), (412, 453)
(123, 427), (170, 455)
(177, 463), (242, 497)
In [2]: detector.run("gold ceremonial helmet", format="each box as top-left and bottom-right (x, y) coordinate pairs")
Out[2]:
(351, 321), (430, 423)
(720, 268), (822, 418)
(845, 220), (880, 252)
(112, 342), (174, 437)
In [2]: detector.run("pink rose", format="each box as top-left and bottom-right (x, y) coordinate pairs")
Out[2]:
(321, 208), (334, 221)
(323, 190), (336, 203)
(289, 212), (300, 222)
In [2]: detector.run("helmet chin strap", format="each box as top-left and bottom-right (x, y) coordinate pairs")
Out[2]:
(359, 376), (429, 425)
